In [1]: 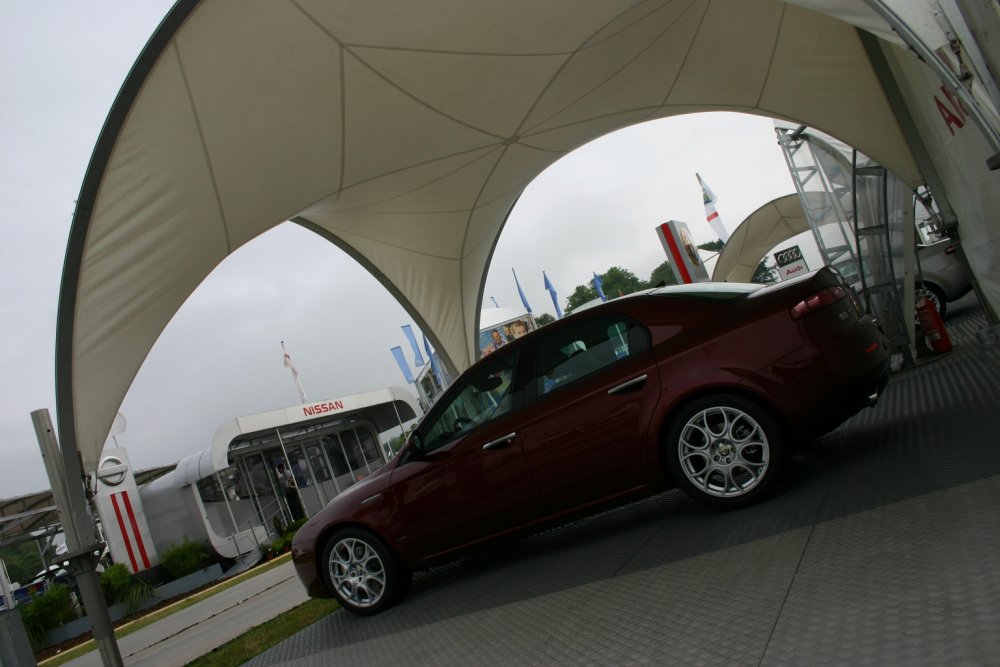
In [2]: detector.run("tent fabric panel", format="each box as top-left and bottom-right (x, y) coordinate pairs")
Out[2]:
(472, 143), (561, 223)
(712, 194), (808, 283)
(664, 0), (784, 108)
(312, 146), (501, 216)
(294, 0), (631, 54)
(756, 4), (921, 186)
(352, 47), (568, 139)
(339, 52), (501, 189)
(173, 0), (345, 244)
(72, 47), (231, 472)
(323, 209), (471, 259)
(521, 0), (704, 135)
(784, 0), (905, 46)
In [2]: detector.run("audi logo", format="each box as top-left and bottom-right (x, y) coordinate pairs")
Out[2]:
(774, 247), (803, 265)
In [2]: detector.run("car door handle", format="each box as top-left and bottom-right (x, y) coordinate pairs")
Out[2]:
(607, 374), (648, 395)
(483, 432), (516, 450)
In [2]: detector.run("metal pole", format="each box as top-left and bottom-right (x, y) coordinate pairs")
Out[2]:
(215, 472), (243, 555)
(32, 409), (123, 667)
(274, 429), (307, 519)
(864, 0), (1000, 159)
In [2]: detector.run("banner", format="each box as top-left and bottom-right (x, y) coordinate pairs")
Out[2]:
(655, 220), (710, 284)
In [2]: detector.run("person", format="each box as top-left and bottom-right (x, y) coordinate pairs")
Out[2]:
(277, 462), (304, 521)
(510, 319), (530, 339)
(491, 328), (507, 348)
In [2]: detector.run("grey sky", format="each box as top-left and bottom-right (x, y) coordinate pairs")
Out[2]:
(1, 2), (795, 498)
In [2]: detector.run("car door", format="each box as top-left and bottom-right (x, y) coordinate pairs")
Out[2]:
(390, 348), (542, 561)
(517, 315), (661, 514)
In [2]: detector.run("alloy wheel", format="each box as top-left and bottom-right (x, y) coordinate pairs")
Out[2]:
(677, 405), (770, 498)
(328, 536), (387, 609)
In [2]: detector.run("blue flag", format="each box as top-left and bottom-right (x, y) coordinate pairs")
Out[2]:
(593, 272), (608, 302)
(390, 346), (415, 383)
(401, 325), (425, 367)
(543, 271), (563, 318)
(423, 334), (447, 389)
(513, 268), (532, 313)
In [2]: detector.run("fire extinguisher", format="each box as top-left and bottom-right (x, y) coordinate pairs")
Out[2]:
(916, 294), (953, 354)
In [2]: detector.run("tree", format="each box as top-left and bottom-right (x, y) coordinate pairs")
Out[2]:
(566, 266), (646, 311)
(534, 313), (555, 327)
(648, 261), (678, 287)
(752, 260), (778, 284)
(0, 540), (50, 585)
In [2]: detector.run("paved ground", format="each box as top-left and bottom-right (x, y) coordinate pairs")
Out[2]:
(245, 295), (1000, 666)
(58, 562), (307, 667)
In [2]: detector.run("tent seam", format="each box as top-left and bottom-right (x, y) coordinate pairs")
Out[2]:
(658, 0), (710, 107)
(523, 0), (699, 136)
(173, 42), (233, 253)
(291, 0), (505, 142)
(755, 4), (787, 109)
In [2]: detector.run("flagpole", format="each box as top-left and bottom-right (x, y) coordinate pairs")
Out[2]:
(281, 341), (308, 404)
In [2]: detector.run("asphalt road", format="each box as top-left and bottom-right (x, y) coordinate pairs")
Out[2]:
(57, 561), (308, 667)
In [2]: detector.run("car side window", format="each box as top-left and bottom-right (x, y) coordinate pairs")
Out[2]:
(535, 317), (642, 395)
(420, 351), (519, 451)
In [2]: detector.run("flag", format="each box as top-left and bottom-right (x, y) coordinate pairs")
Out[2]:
(696, 172), (729, 242)
(423, 334), (447, 389)
(512, 268), (532, 313)
(281, 341), (308, 404)
(390, 346), (415, 383)
(593, 272), (608, 302)
(401, 325), (425, 367)
(543, 271), (563, 318)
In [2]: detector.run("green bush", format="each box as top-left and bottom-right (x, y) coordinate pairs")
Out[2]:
(19, 583), (78, 649)
(261, 520), (305, 559)
(99, 562), (156, 613)
(161, 539), (209, 580)
(123, 577), (156, 614)
(100, 563), (132, 605)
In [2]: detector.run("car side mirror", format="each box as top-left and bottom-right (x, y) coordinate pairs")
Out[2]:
(410, 432), (424, 454)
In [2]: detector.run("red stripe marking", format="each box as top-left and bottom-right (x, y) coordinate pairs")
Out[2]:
(660, 223), (692, 283)
(111, 493), (139, 572)
(121, 491), (151, 569)
(706, 211), (719, 222)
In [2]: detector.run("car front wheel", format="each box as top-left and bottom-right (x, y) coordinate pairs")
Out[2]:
(322, 528), (410, 615)
(666, 394), (783, 509)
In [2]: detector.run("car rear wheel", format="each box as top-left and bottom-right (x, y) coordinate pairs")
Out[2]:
(322, 528), (410, 615)
(920, 283), (947, 319)
(666, 394), (783, 509)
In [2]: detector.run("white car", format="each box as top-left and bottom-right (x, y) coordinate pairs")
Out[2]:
(918, 240), (972, 318)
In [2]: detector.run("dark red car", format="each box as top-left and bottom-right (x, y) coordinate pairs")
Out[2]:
(292, 267), (890, 614)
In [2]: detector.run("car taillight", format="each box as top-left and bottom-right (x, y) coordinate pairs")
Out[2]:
(790, 286), (847, 320)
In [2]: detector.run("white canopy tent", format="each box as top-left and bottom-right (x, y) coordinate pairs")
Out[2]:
(712, 193), (809, 283)
(56, 0), (1000, 476)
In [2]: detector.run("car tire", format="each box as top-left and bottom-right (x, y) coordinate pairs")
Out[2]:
(321, 528), (410, 615)
(665, 394), (783, 510)
(921, 283), (947, 319)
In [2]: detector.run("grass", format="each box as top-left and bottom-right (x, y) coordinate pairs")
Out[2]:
(40, 553), (297, 667)
(185, 598), (340, 667)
